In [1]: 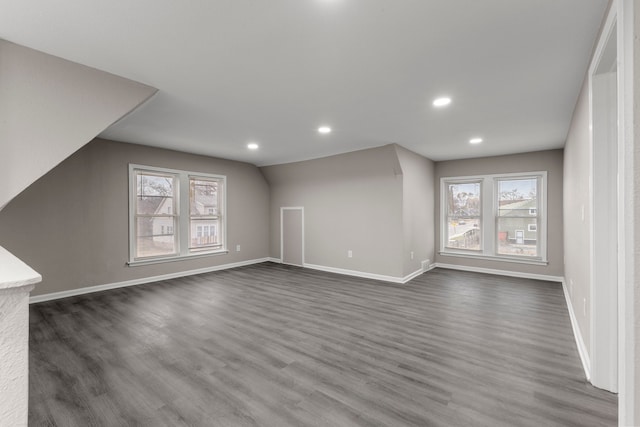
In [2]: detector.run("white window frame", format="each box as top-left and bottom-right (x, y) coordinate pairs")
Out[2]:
(443, 178), (483, 252)
(128, 164), (227, 266)
(440, 171), (547, 265)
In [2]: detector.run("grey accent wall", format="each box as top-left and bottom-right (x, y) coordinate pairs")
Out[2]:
(395, 145), (435, 276)
(0, 139), (270, 297)
(0, 40), (156, 209)
(434, 149), (564, 277)
(563, 78), (592, 353)
(261, 145), (405, 278)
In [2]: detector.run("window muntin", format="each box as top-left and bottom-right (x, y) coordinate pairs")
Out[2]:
(496, 177), (539, 257)
(445, 181), (481, 251)
(129, 165), (226, 264)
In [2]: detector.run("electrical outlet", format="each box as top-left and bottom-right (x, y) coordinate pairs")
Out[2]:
(347, 250), (353, 258)
(410, 251), (414, 260)
(236, 244), (241, 252)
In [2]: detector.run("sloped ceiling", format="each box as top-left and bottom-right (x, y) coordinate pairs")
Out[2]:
(0, 0), (608, 165)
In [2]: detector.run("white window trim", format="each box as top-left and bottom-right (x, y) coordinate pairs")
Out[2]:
(442, 178), (483, 253)
(128, 164), (228, 266)
(440, 171), (548, 265)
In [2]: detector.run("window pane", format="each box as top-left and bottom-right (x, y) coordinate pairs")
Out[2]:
(447, 182), (481, 218)
(497, 178), (537, 217)
(136, 196), (174, 215)
(446, 218), (481, 250)
(136, 173), (174, 197)
(446, 181), (481, 250)
(136, 236), (177, 258)
(135, 218), (177, 258)
(190, 219), (222, 249)
(497, 217), (538, 257)
(136, 172), (175, 215)
(136, 217), (176, 238)
(190, 179), (219, 216)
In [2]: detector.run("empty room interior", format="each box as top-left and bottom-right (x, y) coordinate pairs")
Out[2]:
(1, 1), (639, 426)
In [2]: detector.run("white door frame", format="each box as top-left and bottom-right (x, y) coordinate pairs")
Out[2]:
(616, 0), (636, 424)
(588, 4), (618, 393)
(280, 207), (304, 266)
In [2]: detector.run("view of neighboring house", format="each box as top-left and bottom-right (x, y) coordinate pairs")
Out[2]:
(497, 198), (538, 257)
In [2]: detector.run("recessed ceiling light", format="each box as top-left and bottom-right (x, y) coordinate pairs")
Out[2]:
(247, 142), (259, 150)
(432, 97), (452, 107)
(469, 138), (483, 144)
(317, 126), (332, 134)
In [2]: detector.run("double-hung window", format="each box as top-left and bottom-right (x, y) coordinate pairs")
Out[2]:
(129, 165), (226, 265)
(189, 177), (223, 252)
(495, 176), (541, 258)
(441, 172), (547, 264)
(444, 180), (482, 251)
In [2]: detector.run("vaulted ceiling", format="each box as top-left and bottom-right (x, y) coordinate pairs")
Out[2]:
(1, 0), (608, 165)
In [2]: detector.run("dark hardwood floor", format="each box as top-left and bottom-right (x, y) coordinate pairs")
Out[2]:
(29, 263), (617, 426)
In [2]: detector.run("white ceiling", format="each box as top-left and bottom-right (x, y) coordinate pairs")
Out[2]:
(1, 0), (608, 165)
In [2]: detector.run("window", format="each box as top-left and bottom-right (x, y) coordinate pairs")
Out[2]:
(129, 165), (226, 264)
(496, 177), (539, 257)
(190, 177), (223, 251)
(132, 170), (178, 259)
(441, 172), (546, 264)
(444, 181), (482, 251)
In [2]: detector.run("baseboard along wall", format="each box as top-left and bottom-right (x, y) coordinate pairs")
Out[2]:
(561, 280), (592, 380)
(29, 257), (271, 304)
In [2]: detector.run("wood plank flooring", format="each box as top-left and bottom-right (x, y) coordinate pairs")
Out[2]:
(28, 263), (617, 426)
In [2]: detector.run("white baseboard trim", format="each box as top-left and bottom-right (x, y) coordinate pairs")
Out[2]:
(267, 257), (282, 263)
(402, 267), (424, 283)
(29, 257), (271, 304)
(303, 263), (404, 283)
(433, 262), (564, 283)
(561, 279), (592, 380)
(303, 263), (424, 284)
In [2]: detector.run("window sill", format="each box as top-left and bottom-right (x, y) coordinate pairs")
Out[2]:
(439, 250), (548, 266)
(128, 249), (229, 267)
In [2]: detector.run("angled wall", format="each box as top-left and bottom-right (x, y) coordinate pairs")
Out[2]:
(395, 145), (435, 277)
(0, 139), (270, 297)
(0, 40), (156, 209)
(261, 145), (407, 279)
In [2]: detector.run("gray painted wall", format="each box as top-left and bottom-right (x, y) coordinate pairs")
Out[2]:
(395, 145), (435, 276)
(0, 139), (270, 296)
(0, 40), (156, 209)
(434, 149), (564, 277)
(563, 78), (592, 354)
(261, 145), (406, 278)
